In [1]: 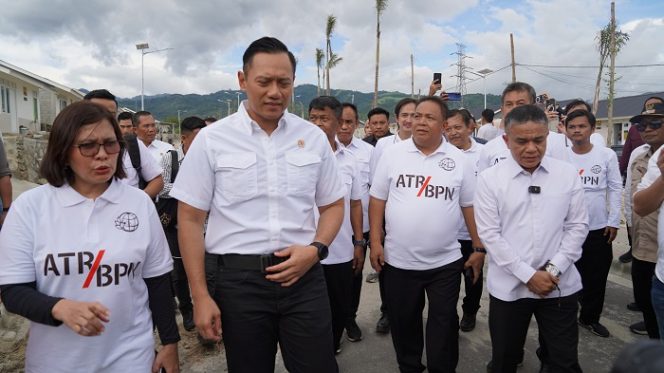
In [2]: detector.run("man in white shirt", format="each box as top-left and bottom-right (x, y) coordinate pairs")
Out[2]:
(370, 96), (485, 372)
(337, 102), (374, 342)
(309, 96), (364, 354)
(445, 108), (485, 333)
(565, 110), (621, 338)
(474, 104), (588, 372)
(171, 37), (345, 372)
(633, 103), (664, 340)
(134, 110), (175, 164)
(83, 90), (164, 198)
(477, 108), (500, 141)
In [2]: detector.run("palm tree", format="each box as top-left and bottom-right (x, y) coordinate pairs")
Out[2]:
(325, 15), (337, 95)
(315, 48), (325, 96)
(592, 21), (629, 114)
(373, 0), (388, 108)
(327, 53), (344, 84)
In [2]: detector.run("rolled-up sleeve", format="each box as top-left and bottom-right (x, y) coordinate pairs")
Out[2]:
(170, 131), (215, 211)
(315, 145), (345, 207)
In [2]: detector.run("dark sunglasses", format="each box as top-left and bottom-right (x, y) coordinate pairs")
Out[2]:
(73, 140), (121, 157)
(636, 119), (664, 132)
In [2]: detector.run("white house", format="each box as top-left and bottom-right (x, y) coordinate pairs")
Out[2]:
(0, 59), (83, 133)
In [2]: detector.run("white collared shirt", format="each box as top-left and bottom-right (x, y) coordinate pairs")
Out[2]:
(477, 131), (569, 173)
(370, 138), (475, 270)
(0, 179), (172, 371)
(120, 139), (162, 189)
(144, 139), (175, 166)
(370, 133), (407, 183)
(477, 123), (500, 141)
(474, 156), (588, 302)
(170, 102), (345, 255)
(457, 138), (483, 240)
(320, 142), (363, 265)
(637, 146), (664, 282)
(340, 136), (373, 232)
(624, 144), (651, 226)
(566, 145), (622, 230)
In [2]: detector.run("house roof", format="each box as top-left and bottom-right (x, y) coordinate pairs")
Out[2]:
(0, 59), (84, 99)
(559, 91), (664, 119)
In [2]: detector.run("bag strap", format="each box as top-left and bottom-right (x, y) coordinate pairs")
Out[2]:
(124, 134), (147, 189)
(169, 150), (179, 183)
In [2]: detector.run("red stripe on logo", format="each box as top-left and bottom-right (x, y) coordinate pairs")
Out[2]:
(417, 176), (432, 197)
(82, 249), (105, 289)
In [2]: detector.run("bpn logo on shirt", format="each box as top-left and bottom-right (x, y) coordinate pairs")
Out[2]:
(43, 250), (142, 288)
(395, 174), (456, 200)
(578, 168), (600, 186)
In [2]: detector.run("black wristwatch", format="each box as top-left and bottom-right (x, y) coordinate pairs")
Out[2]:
(473, 247), (487, 254)
(352, 238), (367, 248)
(310, 241), (329, 261)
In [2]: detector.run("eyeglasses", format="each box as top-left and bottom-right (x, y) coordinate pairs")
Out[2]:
(636, 118), (664, 132)
(73, 140), (121, 157)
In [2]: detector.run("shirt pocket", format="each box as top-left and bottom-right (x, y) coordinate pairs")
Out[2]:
(215, 152), (258, 203)
(356, 157), (371, 186)
(285, 151), (321, 195)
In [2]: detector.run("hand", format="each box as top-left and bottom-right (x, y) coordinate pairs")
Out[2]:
(153, 343), (179, 373)
(51, 299), (110, 336)
(265, 245), (319, 287)
(526, 271), (558, 297)
(464, 252), (485, 284)
(352, 245), (366, 275)
(604, 226), (618, 243)
(193, 295), (222, 342)
(428, 80), (442, 96)
(369, 243), (385, 272)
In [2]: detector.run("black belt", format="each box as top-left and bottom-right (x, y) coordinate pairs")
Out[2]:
(216, 253), (287, 273)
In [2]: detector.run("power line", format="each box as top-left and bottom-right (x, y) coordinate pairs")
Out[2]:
(517, 63), (664, 69)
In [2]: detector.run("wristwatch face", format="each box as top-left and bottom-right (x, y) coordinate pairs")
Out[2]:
(545, 264), (560, 278)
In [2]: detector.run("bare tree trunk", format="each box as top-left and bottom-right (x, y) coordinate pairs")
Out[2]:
(373, 13), (381, 108)
(591, 65), (603, 115)
(410, 54), (414, 98)
(326, 41), (331, 96)
(607, 1), (617, 145)
(317, 66), (321, 96)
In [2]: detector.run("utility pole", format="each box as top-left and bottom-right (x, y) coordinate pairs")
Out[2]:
(410, 54), (415, 98)
(450, 43), (469, 106)
(607, 1), (617, 145)
(510, 33), (516, 82)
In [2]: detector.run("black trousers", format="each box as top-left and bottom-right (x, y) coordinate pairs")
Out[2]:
(489, 294), (582, 373)
(323, 260), (354, 350)
(458, 240), (483, 315)
(575, 228), (612, 324)
(384, 258), (463, 373)
(204, 252), (217, 297)
(631, 258), (660, 338)
(213, 262), (338, 373)
(350, 231), (370, 319)
(164, 226), (192, 313)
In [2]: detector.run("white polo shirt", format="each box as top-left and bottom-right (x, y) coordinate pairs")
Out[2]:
(144, 139), (175, 166)
(170, 103), (345, 255)
(477, 123), (500, 141)
(474, 156), (588, 302)
(320, 143), (363, 265)
(120, 139), (163, 189)
(370, 133), (406, 183)
(370, 138), (475, 271)
(637, 146), (664, 282)
(566, 145), (622, 230)
(340, 136), (373, 233)
(0, 179), (173, 372)
(477, 131), (569, 173)
(624, 144), (651, 226)
(457, 138), (483, 241)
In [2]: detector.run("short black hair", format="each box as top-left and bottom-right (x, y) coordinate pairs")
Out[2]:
(563, 99), (591, 115)
(181, 116), (207, 133)
(367, 107), (390, 121)
(448, 109), (472, 127)
(481, 108), (495, 122)
(309, 96), (342, 119)
(132, 111), (153, 126)
(502, 82), (536, 105)
(565, 109), (596, 128)
(203, 117), (217, 124)
(243, 36), (297, 74)
(117, 112), (133, 122)
(416, 96), (449, 120)
(394, 98), (417, 116)
(504, 104), (547, 131)
(83, 89), (118, 109)
(342, 103), (358, 120)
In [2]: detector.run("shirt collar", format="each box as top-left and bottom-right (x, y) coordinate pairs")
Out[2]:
(504, 154), (551, 178)
(405, 137), (449, 155)
(236, 101), (288, 136)
(55, 178), (123, 207)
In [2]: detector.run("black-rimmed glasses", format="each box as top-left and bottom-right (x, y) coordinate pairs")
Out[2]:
(73, 140), (121, 157)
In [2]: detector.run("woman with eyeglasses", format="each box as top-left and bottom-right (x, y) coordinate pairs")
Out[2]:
(0, 101), (180, 372)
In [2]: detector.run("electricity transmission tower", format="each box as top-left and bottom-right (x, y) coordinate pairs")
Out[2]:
(450, 43), (470, 106)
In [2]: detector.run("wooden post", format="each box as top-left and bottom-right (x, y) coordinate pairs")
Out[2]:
(510, 33), (516, 82)
(607, 1), (617, 145)
(410, 54), (415, 98)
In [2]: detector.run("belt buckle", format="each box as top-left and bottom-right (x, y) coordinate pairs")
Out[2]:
(260, 254), (275, 273)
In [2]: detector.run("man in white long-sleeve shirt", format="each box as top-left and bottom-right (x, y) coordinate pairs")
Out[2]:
(474, 104), (588, 373)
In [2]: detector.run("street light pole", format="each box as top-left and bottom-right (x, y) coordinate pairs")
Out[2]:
(136, 42), (173, 110)
(468, 68), (494, 109)
(236, 92), (242, 109)
(177, 109), (187, 124)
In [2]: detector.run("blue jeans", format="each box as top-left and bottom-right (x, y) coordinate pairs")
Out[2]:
(651, 275), (664, 340)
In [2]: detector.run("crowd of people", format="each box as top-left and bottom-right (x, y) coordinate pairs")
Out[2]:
(0, 35), (663, 373)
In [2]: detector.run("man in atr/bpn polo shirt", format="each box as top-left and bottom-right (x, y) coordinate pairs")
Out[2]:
(170, 37), (345, 373)
(369, 96), (485, 372)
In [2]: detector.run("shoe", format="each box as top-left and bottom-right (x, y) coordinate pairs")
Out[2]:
(627, 302), (641, 312)
(366, 272), (379, 283)
(629, 321), (648, 335)
(335, 345), (342, 355)
(459, 313), (476, 332)
(579, 320), (610, 337)
(486, 356), (524, 372)
(182, 310), (196, 332)
(619, 251), (632, 263)
(376, 313), (390, 334)
(346, 319), (363, 342)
